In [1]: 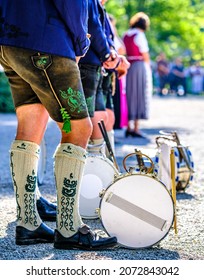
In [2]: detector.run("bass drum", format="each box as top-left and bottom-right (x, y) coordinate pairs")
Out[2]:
(99, 173), (174, 249)
(80, 155), (119, 219)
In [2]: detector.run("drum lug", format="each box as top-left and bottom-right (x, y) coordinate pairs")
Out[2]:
(99, 188), (106, 198)
(95, 208), (100, 218)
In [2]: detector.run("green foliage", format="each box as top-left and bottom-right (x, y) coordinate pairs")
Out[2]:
(105, 0), (204, 63)
(0, 72), (14, 112)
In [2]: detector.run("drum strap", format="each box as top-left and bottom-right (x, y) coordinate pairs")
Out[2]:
(106, 193), (167, 231)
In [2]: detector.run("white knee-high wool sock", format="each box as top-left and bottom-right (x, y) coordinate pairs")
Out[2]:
(54, 143), (86, 238)
(10, 140), (42, 230)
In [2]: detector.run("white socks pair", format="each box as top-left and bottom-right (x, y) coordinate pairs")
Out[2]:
(10, 140), (86, 238)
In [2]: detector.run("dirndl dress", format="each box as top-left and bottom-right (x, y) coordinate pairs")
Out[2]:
(126, 60), (152, 121)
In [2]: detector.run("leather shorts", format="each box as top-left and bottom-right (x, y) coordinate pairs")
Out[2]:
(0, 46), (89, 122)
(79, 63), (106, 117)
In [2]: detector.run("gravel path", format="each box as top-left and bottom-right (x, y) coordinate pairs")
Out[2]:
(0, 95), (204, 260)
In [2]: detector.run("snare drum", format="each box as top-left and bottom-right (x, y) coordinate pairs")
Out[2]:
(155, 144), (180, 191)
(133, 146), (179, 191)
(79, 155), (119, 219)
(155, 131), (194, 191)
(99, 173), (174, 249)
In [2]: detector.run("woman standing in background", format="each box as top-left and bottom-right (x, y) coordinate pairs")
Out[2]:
(123, 12), (153, 138)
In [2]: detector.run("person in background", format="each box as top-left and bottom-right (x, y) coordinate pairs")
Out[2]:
(79, 0), (120, 158)
(189, 61), (204, 95)
(0, 0), (117, 250)
(123, 12), (153, 138)
(156, 52), (170, 96)
(108, 13), (129, 131)
(169, 57), (187, 96)
(99, 0), (130, 156)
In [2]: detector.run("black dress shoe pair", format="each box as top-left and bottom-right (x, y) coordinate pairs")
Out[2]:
(16, 223), (54, 245)
(54, 224), (118, 250)
(125, 130), (146, 138)
(37, 196), (57, 222)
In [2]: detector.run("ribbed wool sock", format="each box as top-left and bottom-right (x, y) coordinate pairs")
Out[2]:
(10, 140), (42, 230)
(88, 138), (105, 155)
(54, 143), (86, 238)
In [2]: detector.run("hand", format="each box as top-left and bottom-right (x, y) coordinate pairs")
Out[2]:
(76, 56), (81, 64)
(103, 49), (120, 70)
(115, 55), (130, 79)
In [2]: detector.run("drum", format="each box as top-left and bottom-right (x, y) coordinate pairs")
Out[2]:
(99, 173), (174, 249)
(133, 146), (180, 191)
(174, 146), (194, 191)
(155, 144), (180, 191)
(79, 154), (119, 219)
(155, 131), (195, 191)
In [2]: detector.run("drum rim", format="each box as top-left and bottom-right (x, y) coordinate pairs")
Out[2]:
(85, 154), (120, 174)
(80, 154), (120, 219)
(174, 146), (194, 190)
(99, 173), (175, 249)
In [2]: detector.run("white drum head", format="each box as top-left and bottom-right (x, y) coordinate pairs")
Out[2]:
(100, 174), (174, 248)
(80, 156), (118, 219)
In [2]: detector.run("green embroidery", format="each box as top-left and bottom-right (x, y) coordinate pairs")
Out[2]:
(36, 57), (48, 68)
(60, 87), (87, 113)
(60, 108), (71, 133)
(10, 152), (21, 221)
(24, 193), (38, 226)
(16, 143), (26, 150)
(25, 170), (37, 192)
(24, 170), (38, 226)
(62, 145), (72, 154)
(62, 173), (77, 197)
(59, 87), (87, 134)
(60, 173), (77, 232)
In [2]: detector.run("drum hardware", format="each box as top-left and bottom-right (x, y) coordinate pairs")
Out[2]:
(134, 148), (148, 173)
(79, 120), (120, 220)
(156, 130), (195, 191)
(170, 149), (178, 234)
(98, 150), (175, 249)
(79, 149), (119, 219)
(158, 130), (194, 172)
(98, 119), (120, 172)
(123, 150), (154, 175)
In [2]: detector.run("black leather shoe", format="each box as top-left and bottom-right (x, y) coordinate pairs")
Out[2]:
(37, 196), (57, 221)
(16, 223), (54, 245)
(54, 225), (118, 250)
(125, 130), (146, 138)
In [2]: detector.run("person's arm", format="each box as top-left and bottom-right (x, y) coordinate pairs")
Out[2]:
(87, 0), (111, 62)
(134, 31), (150, 65)
(52, 0), (90, 57)
(142, 52), (150, 64)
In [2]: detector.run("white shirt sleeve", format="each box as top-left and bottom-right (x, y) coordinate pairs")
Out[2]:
(133, 31), (149, 53)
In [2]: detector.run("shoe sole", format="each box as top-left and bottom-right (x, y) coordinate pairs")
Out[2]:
(16, 238), (54, 245)
(54, 243), (118, 250)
